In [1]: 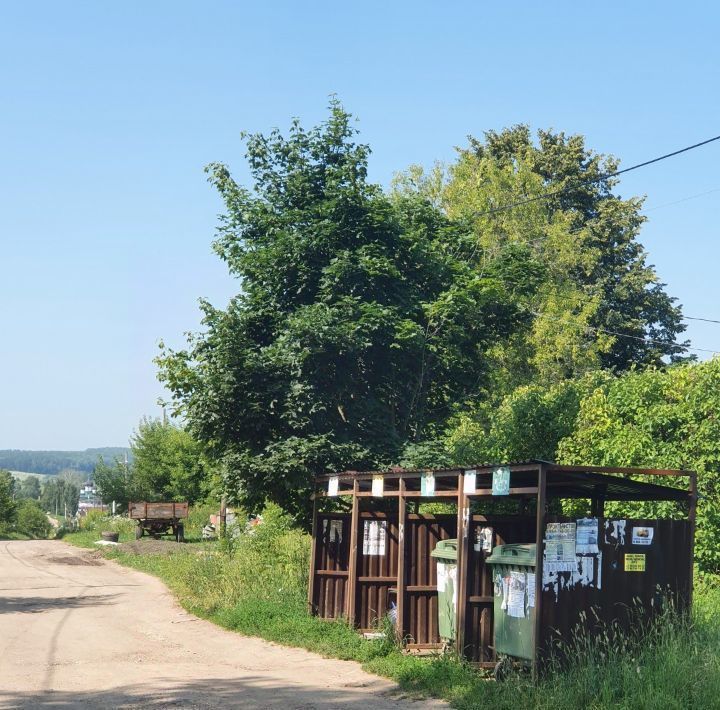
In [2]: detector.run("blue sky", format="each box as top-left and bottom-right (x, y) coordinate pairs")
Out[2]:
(1, 1), (718, 450)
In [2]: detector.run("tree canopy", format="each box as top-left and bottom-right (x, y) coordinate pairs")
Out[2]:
(156, 103), (688, 527)
(395, 125), (688, 392)
(158, 102), (527, 521)
(94, 418), (212, 507)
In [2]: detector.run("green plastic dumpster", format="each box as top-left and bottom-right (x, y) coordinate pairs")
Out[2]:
(430, 539), (458, 643)
(486, 543), (537, 664)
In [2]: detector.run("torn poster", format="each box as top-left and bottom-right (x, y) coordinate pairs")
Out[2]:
(327, 476), (339, 497)
(507, 571), (526, 618)
(323, 519), (343, 544)
(463, 469), (477, 494)
(604, 519), (626, 546)
(474, 526), (493, 553)
(362, 519), (387, 556)
(544, 522), (576, 572)
(492, 466), (511, 496)
(526, 572), (536, 608)
(576, 518), (599, 554)
(632, 526), (654, 545)
(501, 575), (510, 610)
(421, 471), (435, 497)
(372, 475), (384, 498)
(494, 572), (503, 597)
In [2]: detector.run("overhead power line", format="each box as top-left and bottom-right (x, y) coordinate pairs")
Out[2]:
(529, 288), (720, 328)
(530, 310), (719, 355)
(471, 134), (720, 219)
(684, 315), (720, 325)
(643, 187), (720, 213)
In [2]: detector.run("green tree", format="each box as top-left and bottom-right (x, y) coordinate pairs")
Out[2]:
(130, 418), (211, 503)
(157, 102), (520, 522)
(93, 456), (133, 511)
(395, 126), (687, 392)
(40, 478), (79, 517)
(447, 374), (608, 465)
(15, 499), (52, 539)
(0, 469), (17, 531)
(18, 475), (41, 500)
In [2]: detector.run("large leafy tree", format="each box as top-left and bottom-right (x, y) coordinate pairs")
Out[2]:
(130, 418), (212, 504)
(157, 102), (520, 521)
(94, 419), (212, 507)
(395, 126), (687, 392)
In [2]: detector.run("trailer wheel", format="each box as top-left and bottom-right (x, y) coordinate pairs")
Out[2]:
(135, 525), (143, 540)
(176, 523), (185, 543)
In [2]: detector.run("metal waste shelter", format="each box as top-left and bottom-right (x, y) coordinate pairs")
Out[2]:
(308, 461), (696, 674)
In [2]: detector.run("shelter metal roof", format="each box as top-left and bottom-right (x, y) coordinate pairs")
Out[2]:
(315, 460), (692, 502)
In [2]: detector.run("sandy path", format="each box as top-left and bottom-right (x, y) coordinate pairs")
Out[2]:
(0, 540), (444, 709)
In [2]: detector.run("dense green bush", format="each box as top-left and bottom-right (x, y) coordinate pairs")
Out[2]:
(558, 359), (720, 572)
(15, 499), (51, 539)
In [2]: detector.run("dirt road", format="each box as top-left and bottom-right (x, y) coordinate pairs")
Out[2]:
(0, 540), (444, 709)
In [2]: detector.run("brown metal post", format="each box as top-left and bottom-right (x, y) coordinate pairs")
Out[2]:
(220, 495), (227, 538)
(455, 475), (470, 658)
(532, 463), (547, 681)
(397, 476), (407, 639)
(307, 491), (319, 614)
(688, 471), (698, 609)
(346, 478), (360, 625)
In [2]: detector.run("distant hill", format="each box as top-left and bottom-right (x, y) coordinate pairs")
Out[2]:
(0, 448), (131, 477)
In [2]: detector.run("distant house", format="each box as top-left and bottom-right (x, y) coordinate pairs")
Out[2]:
(77, 480), (107, 515)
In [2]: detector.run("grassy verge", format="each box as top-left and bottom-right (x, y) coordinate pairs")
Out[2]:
(0, 531), (30, 540)
(63, 506), (720, 709)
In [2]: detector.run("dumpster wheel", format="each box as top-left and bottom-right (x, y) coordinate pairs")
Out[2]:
(493, 656), (513, 682)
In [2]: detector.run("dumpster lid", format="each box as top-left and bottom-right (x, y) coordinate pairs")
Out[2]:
(486, 543), (536, 566)
(430, 538), (458, 561)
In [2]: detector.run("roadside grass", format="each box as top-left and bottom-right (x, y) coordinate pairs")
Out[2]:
(0, 531), (30, 541)
(62, 506), (720, 709)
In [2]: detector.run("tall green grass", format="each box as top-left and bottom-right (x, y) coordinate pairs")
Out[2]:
(63, 506), (720, 709)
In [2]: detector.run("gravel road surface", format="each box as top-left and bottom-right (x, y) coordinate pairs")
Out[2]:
(0, 540), (444, 709)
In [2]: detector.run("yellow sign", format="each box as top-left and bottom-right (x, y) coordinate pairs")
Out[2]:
(625, 553), (646, 572)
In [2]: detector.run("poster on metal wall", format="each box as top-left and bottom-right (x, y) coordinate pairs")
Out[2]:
(544, 522), (576, 572)
(363, 519), (387, 556)
(507, 571), (526, 618)
(576, 518), (599, 554)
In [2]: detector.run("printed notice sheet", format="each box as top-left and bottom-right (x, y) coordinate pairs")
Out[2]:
(576, 518), (600, 554)
(526, 572), (536, 608)
(544, 522), (576, 572)
(507, 571), (526, 618)
(363, 520), (387, 556)
(632, 526), (654, 545)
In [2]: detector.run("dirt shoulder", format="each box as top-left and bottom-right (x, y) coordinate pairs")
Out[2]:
(0, 540), (443, 709)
